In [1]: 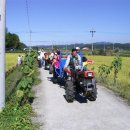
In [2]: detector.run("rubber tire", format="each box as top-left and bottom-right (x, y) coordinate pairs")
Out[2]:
(88, 88), (97, 101)
(65, 81), (75, 103)
(53, 78), (58, 84)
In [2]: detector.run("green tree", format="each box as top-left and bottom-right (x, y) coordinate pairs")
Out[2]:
(6, 32), (20, 48)
(6, 32), (26, 50)
(17, 42), (26, 50)
(98, 49), (106, 55)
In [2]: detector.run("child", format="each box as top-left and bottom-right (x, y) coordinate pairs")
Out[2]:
(82, 57), (94, 71)
(82, 57), (88, 71)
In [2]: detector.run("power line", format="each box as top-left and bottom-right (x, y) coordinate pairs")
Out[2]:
(97, 31), (130, 35)
(10, 30), (130, 35)
(25, 0), (31, 31)
(25, 0), (32, 53)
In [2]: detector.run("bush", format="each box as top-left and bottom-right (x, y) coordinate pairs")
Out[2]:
(0, 101), (38, 130)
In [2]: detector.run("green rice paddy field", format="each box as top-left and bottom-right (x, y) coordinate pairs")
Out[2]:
(87, 55), (130, 101)
(87, 55), (130, 84)
(6, 53), (24, 71)
(6, 54), (130, 85)
(6, 53), (130, 102)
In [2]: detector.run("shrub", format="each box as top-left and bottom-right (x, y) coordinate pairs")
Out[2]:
(111, 56), (122, 84)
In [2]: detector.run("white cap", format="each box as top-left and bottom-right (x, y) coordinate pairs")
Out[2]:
(76, 47), (80, 50)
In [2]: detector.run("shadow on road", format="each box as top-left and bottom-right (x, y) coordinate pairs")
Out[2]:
(63, 94), (88, 104)
(47, 77), (66, 87)
(47, 76), (88, 103)
(75, 94), (88, 103)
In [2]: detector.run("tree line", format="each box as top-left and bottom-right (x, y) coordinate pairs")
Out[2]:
(6, 31), (130, 54)
(6, 32), (26, 50)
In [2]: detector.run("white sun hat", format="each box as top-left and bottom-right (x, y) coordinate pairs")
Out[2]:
(76, 47), (80, 50)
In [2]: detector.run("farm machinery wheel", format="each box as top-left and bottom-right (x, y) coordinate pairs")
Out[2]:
(65, 81), (75, 103)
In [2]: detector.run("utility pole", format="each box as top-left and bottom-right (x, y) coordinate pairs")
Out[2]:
(104, 43), (106, 52)
(113, 43), (114, 50)
(29, 30), (32, 54)
(90, 29), (96, 52)
(0, 0), (6, 111)
(52, 43), (53, 50)
(66, 43), (68, 51)
(74, 43), (75, 48)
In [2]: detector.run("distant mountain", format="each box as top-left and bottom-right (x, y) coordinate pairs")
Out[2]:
(94, 42), (113, 45)
(32, 42), (130, 50)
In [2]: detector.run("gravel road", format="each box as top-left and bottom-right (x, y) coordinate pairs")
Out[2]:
(32, 68), (130, 130)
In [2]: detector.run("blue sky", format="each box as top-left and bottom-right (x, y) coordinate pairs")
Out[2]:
(6, 0), (130, 46)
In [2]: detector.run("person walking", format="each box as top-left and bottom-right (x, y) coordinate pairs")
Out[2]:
(17, 55), (22, 66)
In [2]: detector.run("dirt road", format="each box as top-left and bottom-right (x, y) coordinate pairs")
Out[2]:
(32, 68), (130, 130)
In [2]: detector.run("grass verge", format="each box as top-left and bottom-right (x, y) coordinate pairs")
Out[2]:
(0, 54), (40, 130)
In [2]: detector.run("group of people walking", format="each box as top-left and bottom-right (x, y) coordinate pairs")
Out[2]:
(37, 47), (89, 83)
(37, 48), (60, 69)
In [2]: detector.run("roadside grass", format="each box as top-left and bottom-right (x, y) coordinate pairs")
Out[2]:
(87, 55), (130, 104)
(0, 52), (40, 130)
(0, 102), (38, 130)
(1, 68), (39, 130)
(5, 66), (23, 101)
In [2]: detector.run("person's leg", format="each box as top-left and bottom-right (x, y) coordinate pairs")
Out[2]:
(38, 60), (41, 68)
(53, 67), (58, 83)
(41, 59), (44, 67)
(49, 64), (53, 74)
